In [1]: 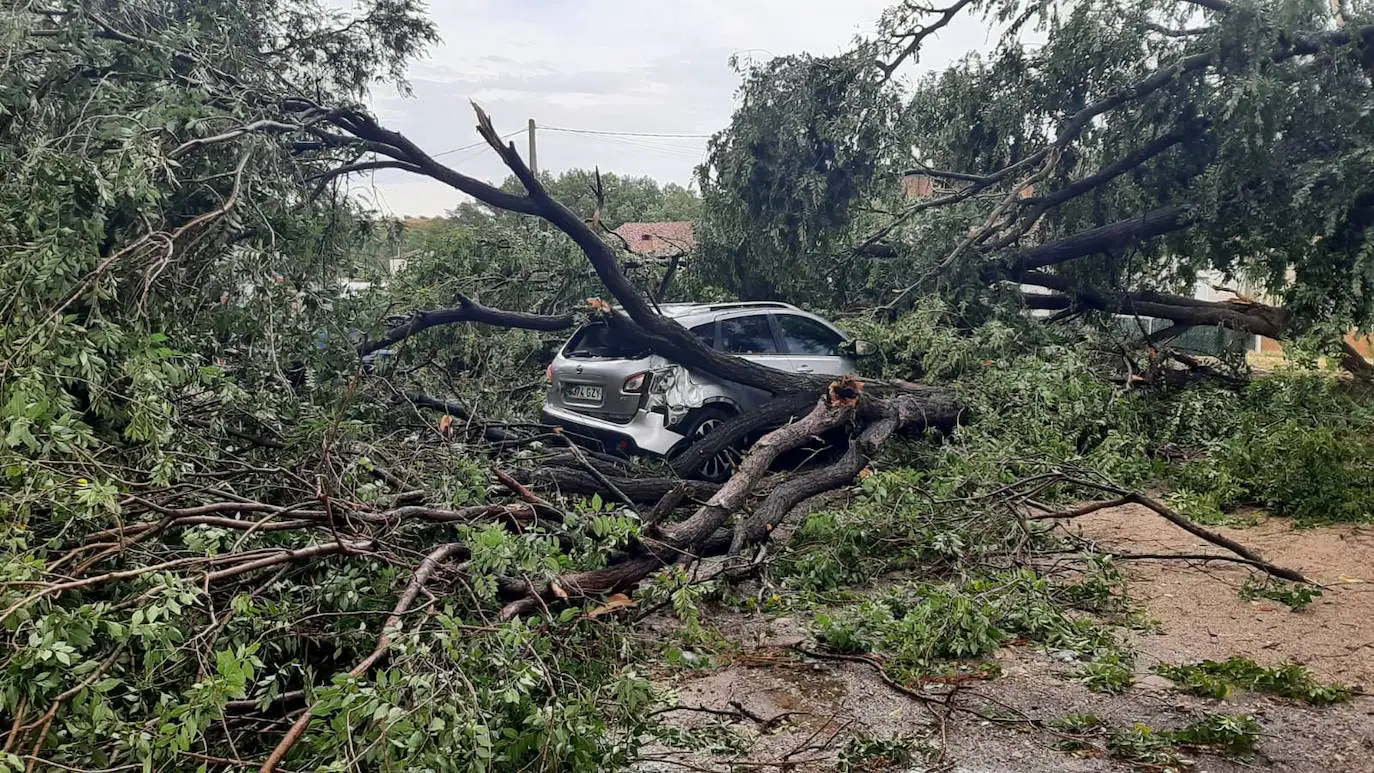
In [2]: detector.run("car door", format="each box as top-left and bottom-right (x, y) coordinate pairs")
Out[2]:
(774, 313), (854, 376)
(717, 313), (793, 371)
(708, 313), (790, 411)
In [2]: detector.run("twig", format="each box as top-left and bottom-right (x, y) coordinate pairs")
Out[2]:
(1106, 552), (1315, 576)
(1099, 486), (1310, 583)
(260, 543), (467, 772)
(1, 697), (25, 754)
(557, 433), (637, 514)
(1025, 497), (1131, 520)
(644, 483), (689, 530)
(492, 468), (554, 511)
(790, 645), (942, 707)
(203, 540), (369, 583)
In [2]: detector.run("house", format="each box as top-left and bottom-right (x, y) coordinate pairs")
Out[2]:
(902, 170), (1035, 201)
(612, 221), (695, 257)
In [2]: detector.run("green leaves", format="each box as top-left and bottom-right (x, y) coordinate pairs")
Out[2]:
(1166, 372), (1374, 524)
(812, 569), (1131, 684)
(1154, 657), (1353, 705)
(697, 51), (901, 305)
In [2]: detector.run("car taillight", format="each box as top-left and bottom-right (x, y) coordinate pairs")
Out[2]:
(622, 371), (647, 393)
(545, 364), (553, 384)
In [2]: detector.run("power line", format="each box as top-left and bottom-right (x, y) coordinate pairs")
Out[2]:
(580, 134), (707, 160)
(541, 126), (712, 139)
(431, 129), (525, 159)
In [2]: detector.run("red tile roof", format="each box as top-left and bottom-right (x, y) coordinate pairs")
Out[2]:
(613, 221), (695, 256)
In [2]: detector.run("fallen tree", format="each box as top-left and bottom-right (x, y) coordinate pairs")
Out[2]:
(4, 3), (1365, 771)
(695, 0), (1374, 375)
(274, 97), (971, 625)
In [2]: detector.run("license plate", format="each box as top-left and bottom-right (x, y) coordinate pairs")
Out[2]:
(563, 384), (603, 402)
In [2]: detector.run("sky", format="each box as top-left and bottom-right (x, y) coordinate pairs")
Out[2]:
(351, 0), (992, 217)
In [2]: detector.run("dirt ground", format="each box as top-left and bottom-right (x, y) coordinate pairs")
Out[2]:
(1072, 506), (1374, 686)
(638, 508), (1374, 772)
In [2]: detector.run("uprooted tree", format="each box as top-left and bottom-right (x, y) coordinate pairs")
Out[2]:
(2, 0), (1370, 770)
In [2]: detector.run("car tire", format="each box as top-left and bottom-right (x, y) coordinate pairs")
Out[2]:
(675, 406), (742, 483)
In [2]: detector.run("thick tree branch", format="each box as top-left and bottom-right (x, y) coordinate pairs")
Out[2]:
(1017, 272), (1290, 337)
(1340, 339), (1374, 377)
(305, 159), (423, 184)
(1009, 132), (1192, 225)
(728, 400), (912, 555)
(359, 294), (575, 355)
(463, 104), (837, 396)
(1003, 206), (1193, 274)
(1180, 0), (1234, 13)
(498, 379), (962, 617)
(498, 382), (864, 618)
(168, 120), (301, 159)
(299, 99), (836, 396)
(286, 100), (543, 216)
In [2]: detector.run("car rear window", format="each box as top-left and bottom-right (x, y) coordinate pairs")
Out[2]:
(563, 322), (651, 359)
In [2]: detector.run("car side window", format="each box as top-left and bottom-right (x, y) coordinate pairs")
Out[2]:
(689, 322), (716, 349)
(719, 315), (779, 354)
(776, 314), (842, 356)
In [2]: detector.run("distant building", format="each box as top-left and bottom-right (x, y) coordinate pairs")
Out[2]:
(612, 221), (695, 257)
(902, 171), (1035, 202)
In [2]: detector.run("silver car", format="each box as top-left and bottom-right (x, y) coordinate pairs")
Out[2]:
(540, 301), (865, 477)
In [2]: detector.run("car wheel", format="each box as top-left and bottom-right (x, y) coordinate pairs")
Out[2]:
(679, 406), (741, 483)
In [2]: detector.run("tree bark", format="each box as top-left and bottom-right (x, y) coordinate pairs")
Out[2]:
(360, 295), (574, 355)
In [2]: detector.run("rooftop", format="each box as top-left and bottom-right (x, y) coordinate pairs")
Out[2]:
(613, 221), (695, 257)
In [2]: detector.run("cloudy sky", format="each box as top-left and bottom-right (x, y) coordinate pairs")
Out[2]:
(351, 0), (991, 217)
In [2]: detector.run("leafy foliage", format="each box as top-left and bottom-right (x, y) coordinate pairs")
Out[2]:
(1054, 712), (1264, 767)
(4, 0), (1373, 770)
(837, 732), (933, 772)
(812, 568), (1130, 684)
(1163, 373), (1374, 524)
(839, 304), (1374, 524)
(0, 4), (672, 771)
(698, 0), (1374, 343)
(1075, 657), (1136, 694)
(1154, 657), (1353, 704)
(696, 53), (902, 305)
(1237, 576), (1324, 610)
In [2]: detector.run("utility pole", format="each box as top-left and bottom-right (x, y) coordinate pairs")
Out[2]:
(527, 118), (538, 177)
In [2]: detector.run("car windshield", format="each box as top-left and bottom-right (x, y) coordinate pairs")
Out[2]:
(563, 322), (651, 359)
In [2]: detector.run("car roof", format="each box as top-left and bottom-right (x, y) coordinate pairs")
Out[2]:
(657, 301), (800, 319)
(585, 301), (841, 332)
